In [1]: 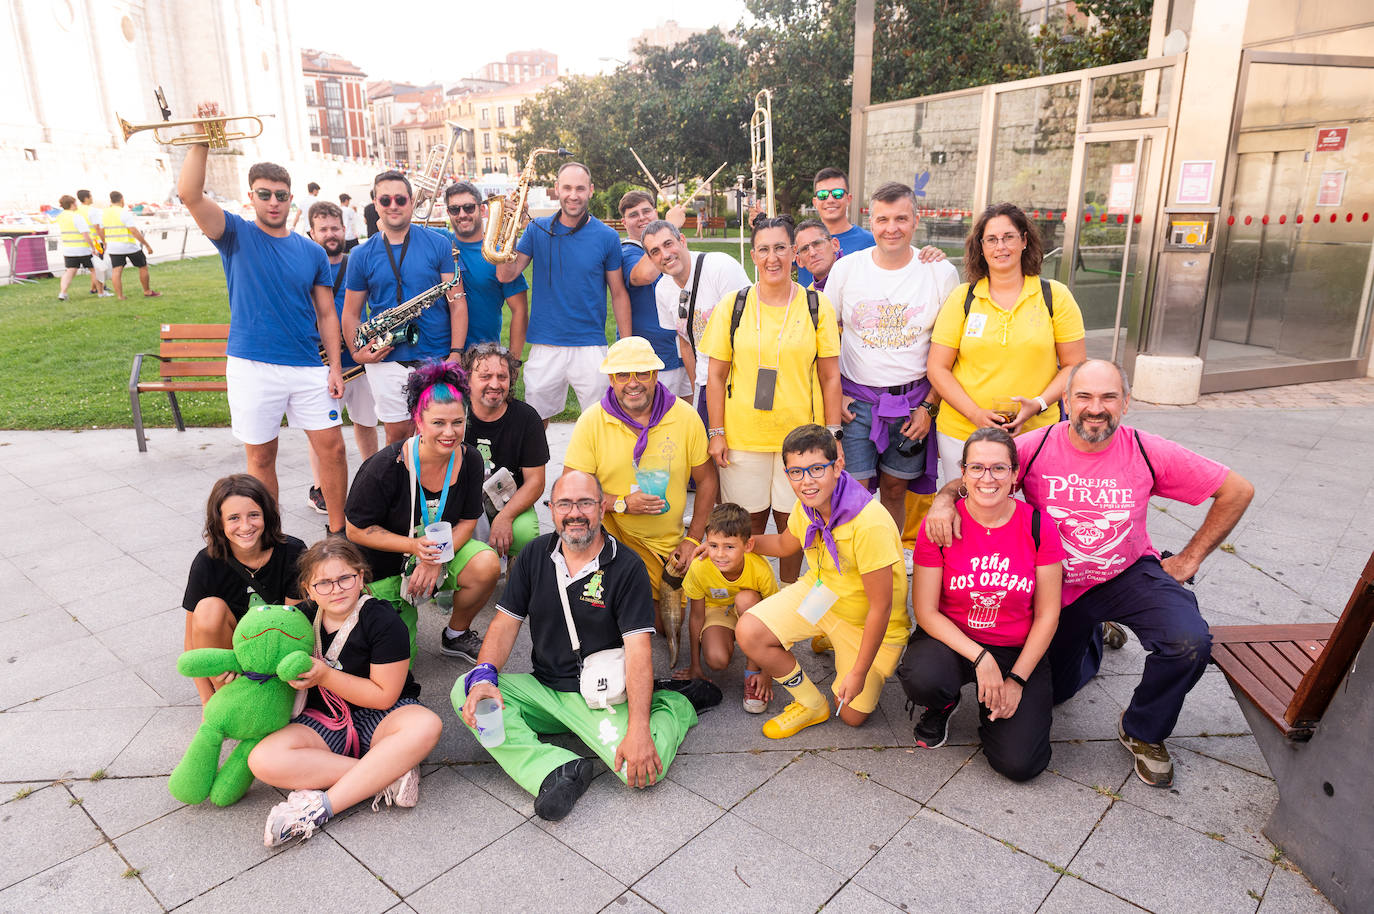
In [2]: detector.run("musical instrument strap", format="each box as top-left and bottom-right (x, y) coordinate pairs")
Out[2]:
(382, 230), (411, 307)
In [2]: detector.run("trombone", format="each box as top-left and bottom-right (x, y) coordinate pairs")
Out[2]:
(749, 89), (775, 218)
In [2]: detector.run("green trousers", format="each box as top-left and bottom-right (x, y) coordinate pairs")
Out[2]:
(451, 672), (698, 796)
(368, 538), (494, 664)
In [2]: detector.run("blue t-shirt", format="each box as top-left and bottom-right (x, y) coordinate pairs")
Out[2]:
(212, 212), (331, 366)
(440, 231), (529, 347)
(345, 225), (454, 361)
(621, 241), (682, 371)
(515, 213), (622, 347)
(797, 223), (876, 288)
(328, 257), (357, 369)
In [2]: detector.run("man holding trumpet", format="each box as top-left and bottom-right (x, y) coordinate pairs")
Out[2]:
(177, 104), (350, 536)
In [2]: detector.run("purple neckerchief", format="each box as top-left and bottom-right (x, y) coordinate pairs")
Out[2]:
(812, 273), (829, 292)
(240, 671), (275, 683)
(601, 381), (676, 465)
(802, 470), (874, 571)
(841, 375), (939, 495)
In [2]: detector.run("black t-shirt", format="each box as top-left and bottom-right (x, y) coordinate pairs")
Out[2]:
(497, 532), (655, 692)
(363, 202), (379, 237)
(344, 440), (484, 580)
(305, 596), (419, 712)
(466, 399), (550, 488)
(182, 536), (306, 621)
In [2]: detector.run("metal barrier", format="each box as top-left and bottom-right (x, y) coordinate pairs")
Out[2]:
(0, 223), (220, 284)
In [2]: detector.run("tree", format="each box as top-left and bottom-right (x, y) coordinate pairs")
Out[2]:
(873, 0), (1035, 101)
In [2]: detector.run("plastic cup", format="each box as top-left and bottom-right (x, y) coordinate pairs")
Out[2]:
(425, 521), (454, 563)
(635, 459), (672, 515)
(473, 698), (505, 748)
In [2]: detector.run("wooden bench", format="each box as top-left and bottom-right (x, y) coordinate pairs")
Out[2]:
(128, 323), (228, 453)
(1210, 549), (1374, 913)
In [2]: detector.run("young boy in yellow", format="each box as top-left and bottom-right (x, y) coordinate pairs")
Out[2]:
(674, 503), (780, 714)
(737, 424), (910, 739)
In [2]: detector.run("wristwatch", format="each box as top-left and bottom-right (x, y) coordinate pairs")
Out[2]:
(1034, 395), (1050, 414)
(826, 424), (844, 440)
(919, 400), (939, 418)
(613, 496), (627, 514)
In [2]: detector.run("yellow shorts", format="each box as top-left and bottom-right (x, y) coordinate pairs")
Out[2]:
(603, 515), (674, 600)
(702, 604), (739, 632)
(747, 580), (905, 714)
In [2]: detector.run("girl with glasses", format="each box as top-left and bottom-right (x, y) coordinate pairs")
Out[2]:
(250, 538), (442, 846)
(897, 427), (1064, 781)
(926, 203), (1086, 484)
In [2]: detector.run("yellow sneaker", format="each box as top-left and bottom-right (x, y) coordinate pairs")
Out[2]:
(810, 633), (833, 654)
(762, 700), (829, 740)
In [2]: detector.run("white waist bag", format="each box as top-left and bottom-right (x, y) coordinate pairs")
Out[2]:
(556, 566), (626, 710)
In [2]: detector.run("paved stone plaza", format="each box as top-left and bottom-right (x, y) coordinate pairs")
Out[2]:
(2, 385), (1370, 913)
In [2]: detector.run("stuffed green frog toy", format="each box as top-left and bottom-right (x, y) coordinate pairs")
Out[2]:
(169, 604), (315, 806)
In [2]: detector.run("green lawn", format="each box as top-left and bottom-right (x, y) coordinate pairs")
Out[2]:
(0, 240), (753, 430)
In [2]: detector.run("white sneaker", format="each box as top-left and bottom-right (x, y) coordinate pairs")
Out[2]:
(372, 766), (420, 810)
(263, 789), (330, 847)
(903, 547), (915, 576)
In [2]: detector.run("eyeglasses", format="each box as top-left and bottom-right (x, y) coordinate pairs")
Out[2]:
(377, 194), (409, 208)
(963, 463), (1014, 480)
(784, 460), (836, 481)
(552, 498), (600, 514)
(253, 188), (290, 202)
(795, 238), (832, 257)
(311, 573), (360, 594)
(981, 233), (1022, 249)
(611, 370), (654, 382)
(447, 202), (478, 215)
(753, 243), (792, 257)
(814, 188), (848, 201)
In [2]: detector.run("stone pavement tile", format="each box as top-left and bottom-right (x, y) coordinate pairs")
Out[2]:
(1036, 875), (1148, 913)
(385, 905), (419, 914)
(824, 745), (976, 804)
(1097, 630), (1148, 675)
(84, 509), (204, 555)
(69, 775), (185, 838)
(1258, 864), (1338, 913)
(175, 831), (401, 914)
(675, 691), (894, 754)
(816, 882), (906, 913)
(109, 705), (206, 776)
(12, 668), (167, 713)
(133, 649), (202, 706)
(455, 761), (536, 818)
(1070, 799), (1271, 914)
(421, 697), (494, 767)
(599, 890), (666, 913)
(0, 515), (87, 560)
(665, 748), (798, 809)
(62, 575), (185, 633)
(928, 763), (1112, 866)
(0, 604), (91, 652)
(634, 812), (843, 914)
(0, 708), (154, 780)
(0, 843), (162, 913)
(96, 606), (186, 666)
(537, 773), (723, 883)
(1098, 670), (1249, 740)
(1174, 733), (1271, 779)
(328, 766), (524, 896)
(0, 783), (105, 889)
(132, 541), (204, 588)
(1119, 744), (1278, 860)
(733, 753), (919, 877)
(0, 559), (46, 622)
(408, 820), (624, 914)
(1223, 531), (1329, 601)
(21, 540), (142, 596)
(1191, 556), (1321, 625)
(1049, 680), (1124, 741)
(1044, 739), (1134, 793)
(113, 782), (288, 908)
(31, 470), (133, 504)
(853, 809), (1058, 913)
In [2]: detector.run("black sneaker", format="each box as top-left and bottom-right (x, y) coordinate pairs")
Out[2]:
(914, 697), (959, 749)
(441, 628), (483, 661)
(653, 677), (723, 713)
(534, 758), (597, 821)
(307, 485), (327, 515)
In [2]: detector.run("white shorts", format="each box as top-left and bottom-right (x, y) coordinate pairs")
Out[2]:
(936, 431), (964, 488)
(362, 360), (416, 424)
(523, 344), (608, 420)
(659, 366), (692, 399)
(225, 356), (342, 446)
(719, 448), (797, 515)
(340, 370), (379, 427)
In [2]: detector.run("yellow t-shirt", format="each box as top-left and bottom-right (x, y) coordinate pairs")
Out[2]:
(930, 275), (1085, 441)
(786, 499), (910, 645)
(563, 398), (708, 555)
(698, 283), (841, 452)
(682, 552), (779, 609)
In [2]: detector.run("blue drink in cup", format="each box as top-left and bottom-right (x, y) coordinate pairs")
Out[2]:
(635, 458), (671, 515)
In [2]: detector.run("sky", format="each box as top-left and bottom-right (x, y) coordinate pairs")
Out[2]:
(289, 0), (753, 84)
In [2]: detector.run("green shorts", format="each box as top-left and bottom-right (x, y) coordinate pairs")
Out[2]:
(368, 538), (494, 663)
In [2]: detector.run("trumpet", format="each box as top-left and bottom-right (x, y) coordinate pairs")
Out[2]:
(482, 146), (572, 264)
(117, 113), (269, 148)
(412, 121), (463, 224)
(749, 89), (775, 218)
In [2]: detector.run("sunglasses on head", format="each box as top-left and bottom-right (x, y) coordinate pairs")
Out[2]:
(253, 188), (290, 202)
(814, 188), (847, 201)
(377, 194), (409, 208)
(447, 202), (479, 216)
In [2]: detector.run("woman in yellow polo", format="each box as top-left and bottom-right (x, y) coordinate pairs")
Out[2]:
(926, 203), (1085, 483)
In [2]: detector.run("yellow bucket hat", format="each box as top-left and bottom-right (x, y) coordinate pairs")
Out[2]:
(599, 336), (664, 375)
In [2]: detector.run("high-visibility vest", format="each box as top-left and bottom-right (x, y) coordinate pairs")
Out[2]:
(103, 205), (135, 247)
(78, 203), (104, 252)
(56, 210), (91, 252)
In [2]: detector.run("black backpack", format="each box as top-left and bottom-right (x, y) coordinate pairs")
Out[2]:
(724, 284), (821, 397)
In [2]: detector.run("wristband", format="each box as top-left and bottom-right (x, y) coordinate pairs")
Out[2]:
(1007, 671), (1028, 687)
(1034, 395), (1049, 414)
(973, 648), (990, 670)
(682, 535), (700, 546)
(464, 662), (498, 693)
(708, 427), (726, 439)
(449, 347), (462, 354)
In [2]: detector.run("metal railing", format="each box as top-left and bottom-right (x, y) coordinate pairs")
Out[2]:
(1, 218), (221, 284)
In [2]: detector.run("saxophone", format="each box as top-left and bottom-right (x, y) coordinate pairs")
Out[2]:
(482, 146), (572, 264)
(353, 246), (463, 353)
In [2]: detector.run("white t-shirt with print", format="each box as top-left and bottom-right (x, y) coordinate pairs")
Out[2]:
(654, 251), (751, 388)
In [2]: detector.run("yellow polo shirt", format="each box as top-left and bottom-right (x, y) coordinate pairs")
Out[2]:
(683, 552), (779, 609)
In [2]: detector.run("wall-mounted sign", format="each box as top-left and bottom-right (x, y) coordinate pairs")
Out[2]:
(1316, 170), (1346, 207)
(1315, 128), (1348, 152)
(1108, 163), (1136, 214)
(1176, 160), (1214, 205)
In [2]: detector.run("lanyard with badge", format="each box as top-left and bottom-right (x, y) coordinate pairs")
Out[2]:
(753, 287), (793, 411)
(412, 436), (455, 532)
(382, 230), (411, 308)
(796, 532), (840, 625)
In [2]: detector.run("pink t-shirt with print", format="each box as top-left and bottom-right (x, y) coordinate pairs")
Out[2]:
(915, 499), (1065, 646)
(1016, 424), (1229, 605)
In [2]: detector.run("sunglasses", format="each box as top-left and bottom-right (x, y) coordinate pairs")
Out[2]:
(814, 188), (848, 201)
(253, 188), (290, 202)
(611, 370), (654, 382)
(447, 202), (479, 216)
(377, 194), (409, 208)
